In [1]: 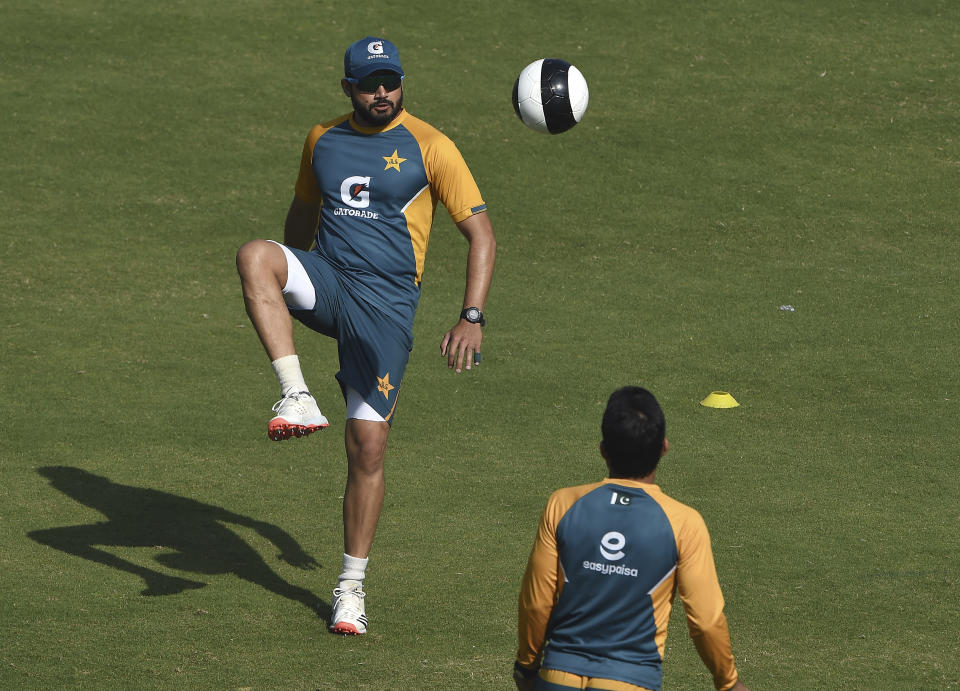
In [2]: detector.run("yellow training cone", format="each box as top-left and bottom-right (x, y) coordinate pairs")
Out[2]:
(700, 391), (740, 408)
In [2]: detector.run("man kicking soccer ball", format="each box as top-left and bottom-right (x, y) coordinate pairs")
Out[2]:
(236, 36), (495, 634)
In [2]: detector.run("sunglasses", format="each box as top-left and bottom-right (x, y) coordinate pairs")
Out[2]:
(347, 73), (404, 93)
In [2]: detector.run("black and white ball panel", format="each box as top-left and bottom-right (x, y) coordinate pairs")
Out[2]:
(512, 58), (589, 134)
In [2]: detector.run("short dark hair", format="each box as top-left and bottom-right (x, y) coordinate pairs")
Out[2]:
(601, 386), (666, 478)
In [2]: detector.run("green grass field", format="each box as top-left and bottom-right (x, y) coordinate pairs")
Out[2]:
(2, 0), (958, 688)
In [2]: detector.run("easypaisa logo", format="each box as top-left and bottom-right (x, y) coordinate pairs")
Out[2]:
(581, 530), (639, 578)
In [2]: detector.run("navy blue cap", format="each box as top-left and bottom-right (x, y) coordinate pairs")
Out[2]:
(344, 37), (404, 79)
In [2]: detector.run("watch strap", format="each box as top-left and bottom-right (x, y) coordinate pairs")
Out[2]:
(460, 307), (486, 326)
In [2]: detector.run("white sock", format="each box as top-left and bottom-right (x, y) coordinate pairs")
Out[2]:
(339, 553), (368, 585)
(271, 354), (308, 398)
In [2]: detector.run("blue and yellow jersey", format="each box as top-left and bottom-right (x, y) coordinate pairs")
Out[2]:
(517, 479), (740, 691)
(294, 109), (487, 328)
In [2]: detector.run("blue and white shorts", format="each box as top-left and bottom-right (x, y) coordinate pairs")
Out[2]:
(270, 241), (411, 425)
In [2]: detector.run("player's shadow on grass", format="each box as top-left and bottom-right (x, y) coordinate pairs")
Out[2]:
(28, 466), (329, 619)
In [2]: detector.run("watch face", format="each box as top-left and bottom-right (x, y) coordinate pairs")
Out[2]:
(465, 308), (481, 322)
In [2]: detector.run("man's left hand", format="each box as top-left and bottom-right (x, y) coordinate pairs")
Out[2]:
(440, 321), (482, 373)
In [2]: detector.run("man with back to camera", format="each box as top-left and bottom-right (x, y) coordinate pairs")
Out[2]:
(235, 36), (496, 635)
(514, 386), (749, 691)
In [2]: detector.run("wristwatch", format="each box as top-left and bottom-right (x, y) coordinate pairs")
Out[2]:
(460, 306), (486, 326)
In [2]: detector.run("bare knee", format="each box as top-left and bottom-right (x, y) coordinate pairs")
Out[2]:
(237, 239), (285, 283)
(346, 420), (389, 476)
(348, 439), (387, 475)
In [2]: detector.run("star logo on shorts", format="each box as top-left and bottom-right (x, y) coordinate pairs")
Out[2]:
(383, 150), (407, 172)
(377, 373), (395, 399)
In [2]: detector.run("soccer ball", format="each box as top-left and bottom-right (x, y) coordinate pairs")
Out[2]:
(512, 58), (589, 134)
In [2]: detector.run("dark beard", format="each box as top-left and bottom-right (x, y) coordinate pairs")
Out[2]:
(352, 90), (404, 127)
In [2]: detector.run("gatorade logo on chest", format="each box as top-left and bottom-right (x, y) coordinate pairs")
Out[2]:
(336, 176), (379, 219)
(341, 176), (371, 207)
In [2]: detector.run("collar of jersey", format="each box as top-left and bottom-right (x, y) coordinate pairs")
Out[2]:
(349, 108), (408, 135)
(602, 477), (658, 490)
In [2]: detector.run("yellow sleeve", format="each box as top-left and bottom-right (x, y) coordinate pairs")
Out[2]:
(516, 490), (569, 668)
(404, 116), (486, 223)
(293, 115), (351, 204)
(293, 125), (323, 204)
(425, 137), (484, 222)
(675, 508), (740, 690)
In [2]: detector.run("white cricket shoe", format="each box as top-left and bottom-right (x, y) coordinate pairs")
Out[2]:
(268, 392), (329, 441)
(329, 580), (367, 635)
